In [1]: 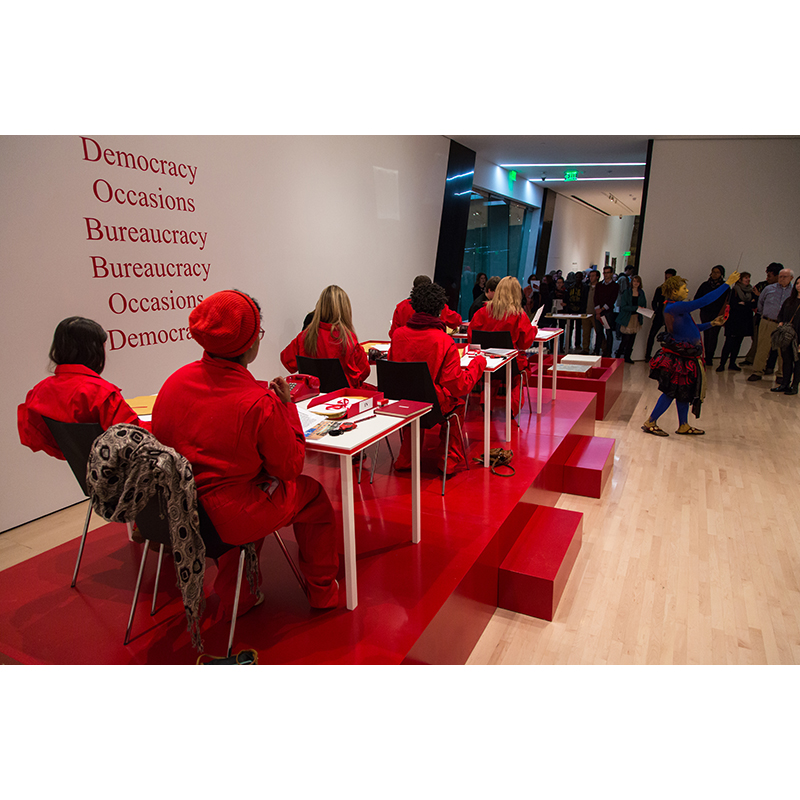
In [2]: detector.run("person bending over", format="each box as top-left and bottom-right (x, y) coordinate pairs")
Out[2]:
(468, 276), (537, 417)
(643, 270), (739, 436)
(152, 290), (340, 618)
(389, 281), (486, 475)
(281, 284), (372, 389)
(389, 275), (462, 337)
(18, 316), (143, 459)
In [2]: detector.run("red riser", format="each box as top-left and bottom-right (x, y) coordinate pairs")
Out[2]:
(529, 358), (623, 420)
(498, 507), (583, 622)
(563, 436), (614, 499)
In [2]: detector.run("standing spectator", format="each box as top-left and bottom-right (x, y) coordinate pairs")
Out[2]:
(582, 269), (600, 354)
(747, 268), (795, 383)
(644, 269), (677, 361)
(593, 266), (620, 357)
(567, 272), (587, 351)
(717, 272), (756, 371)
(741, 262), (782, 366)
(472, 272), (488, 300)
(694, 265), (729, 365)
(768, 276), (800, 395)
(468, 275), (500, 321)
(523, 274), (539, 317)
(616, 275), (647, 363)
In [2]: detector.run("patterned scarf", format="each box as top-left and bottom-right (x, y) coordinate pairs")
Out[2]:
(86, 424), (207, 651)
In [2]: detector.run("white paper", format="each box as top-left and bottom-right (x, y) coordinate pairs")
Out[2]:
(638, 307), (654, 319)
(298, 407), (325, 433)
(532, 306), (544, 326)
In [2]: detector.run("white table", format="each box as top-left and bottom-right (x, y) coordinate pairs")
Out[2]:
(460, 350), (517, 467)
(297, 399), (431, 610)
(528, 328), (563, 414)
(545, 313), (593, 353)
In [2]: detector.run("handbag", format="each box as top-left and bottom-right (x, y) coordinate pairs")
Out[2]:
(473, 447), (515, 476)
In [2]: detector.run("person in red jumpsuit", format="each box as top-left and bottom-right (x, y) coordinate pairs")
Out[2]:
(152, 290), (339, 618)
(18, 316), (142, 460)
(280, 284), (372, 388)
(389, 275), (463, 338)
(468, 276), (537, 417)
(389, 282), (486, 474)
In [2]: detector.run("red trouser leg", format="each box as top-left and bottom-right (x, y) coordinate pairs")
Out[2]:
(510, 374), (522, 417)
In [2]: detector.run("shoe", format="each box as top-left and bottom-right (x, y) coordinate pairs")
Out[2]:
(310, 580), (339, 610)
(729, 364), (742, 372)
(786, 387), (799, 395)
(764, 368), (774, 375)
(715, 365), (725, 373)
(747, 374), (762, 382)
(739, 360), (753, 366)
(624, 358), (634, 364)
(704, 361), (713, 367)
(770, 385), (789, 393)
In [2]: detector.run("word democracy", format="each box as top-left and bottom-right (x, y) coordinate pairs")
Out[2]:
(84, 217), (208, 250)
(91, 256), (211, 282)
(81, 136), (198, 185)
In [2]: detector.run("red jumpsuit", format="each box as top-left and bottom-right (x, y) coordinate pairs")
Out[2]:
(280, 322), (371, 389)
(468, 307), (537, 416)
(18, 364), (141, 459)
(151, 353), (339, 613)
(389, 324), (485, 472)
(388, 298), (463, 338)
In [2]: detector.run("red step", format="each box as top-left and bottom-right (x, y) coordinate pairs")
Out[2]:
(498, 506), (583, 621)
(563, 436), (614, 498)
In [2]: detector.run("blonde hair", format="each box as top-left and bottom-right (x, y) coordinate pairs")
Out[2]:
(487, 276), (523, 321)
(304, 285), (357, 356)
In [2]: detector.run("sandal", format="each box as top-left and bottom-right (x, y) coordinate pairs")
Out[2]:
(641, 421), (669, 437)
(676, 426), (705, 435)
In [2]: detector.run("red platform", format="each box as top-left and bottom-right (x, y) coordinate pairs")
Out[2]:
(498, 506), (583, 621)
(530, 357), (623, 420)
(0, 388), (600, 665)
(563, 436), (615, 499)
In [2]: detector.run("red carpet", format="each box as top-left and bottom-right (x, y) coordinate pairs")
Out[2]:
(0, 389), (598, 664)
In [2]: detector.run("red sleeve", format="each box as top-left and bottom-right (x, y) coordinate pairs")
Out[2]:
(467, 307), (488, 342)
(346, 341), (371, 386)
(280, 333), (302, 373)
(254, 393), (306, 481)
(442, 305), (462, 329)
(437, 340), (486, 398)
(96, 390), (141, 431)
(514, 314), (536, 351)
(18, 402), (64, 460)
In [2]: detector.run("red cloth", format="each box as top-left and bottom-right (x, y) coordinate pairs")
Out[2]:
(151, 353), (338, 608)
(468, 307), (537, 371)
(280, 322), (370, 388)
(388, 298), (462, 338)
(18, 364), (141, 460)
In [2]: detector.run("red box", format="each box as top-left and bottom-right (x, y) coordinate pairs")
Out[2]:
(307, 388), (384, 418)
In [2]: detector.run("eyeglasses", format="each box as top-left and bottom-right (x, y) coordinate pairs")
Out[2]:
(259, 329), (265, 340)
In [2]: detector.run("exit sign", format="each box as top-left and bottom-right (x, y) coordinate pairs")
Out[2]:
(564, 170), (578, 181)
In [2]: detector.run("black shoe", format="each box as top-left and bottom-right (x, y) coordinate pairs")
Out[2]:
(770, 385), (790, 393)
(739, 361), (753, 366)
(747, 374), (762, 382)
(786, 387), (799, 395)
(729, 364), (742, 372)
(715, 365), (725, 373)
(624, 358), (634, 364)
(764, 368), (774, 375)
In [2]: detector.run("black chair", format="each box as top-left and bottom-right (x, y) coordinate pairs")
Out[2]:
(296, 356), (349, 393)
(41, 417), (106, 588)
(468, 330), (532, 416)
(127, 492), (307, 656)
(376, 360), (468, 496)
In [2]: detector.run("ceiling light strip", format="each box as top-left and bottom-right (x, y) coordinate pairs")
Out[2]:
(531, 177), (645, 182)
(501, 162), (646, 168)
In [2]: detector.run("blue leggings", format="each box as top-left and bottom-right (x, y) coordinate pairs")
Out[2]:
(651, 394), (689, 426)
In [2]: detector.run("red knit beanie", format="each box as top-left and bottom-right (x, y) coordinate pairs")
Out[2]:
(189, 290), (261, 357)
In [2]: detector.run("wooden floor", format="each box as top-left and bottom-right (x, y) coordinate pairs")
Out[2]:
(4, 359), (799, 665)
(468, 359), (800, 665)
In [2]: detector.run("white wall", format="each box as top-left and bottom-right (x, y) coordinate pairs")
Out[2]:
(636, 137), (800, 360)
(547, 193), (635, 276)
(0, 135), (449, 531)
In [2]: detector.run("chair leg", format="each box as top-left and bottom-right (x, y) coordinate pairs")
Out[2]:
(273, 531), (309, 596)
(124, 541), (150, 645)
(453, 414), (469, 471)
(150, 543), (165, 616)
(70, 501), (94, 588)
(226, 548), (247, 658)
(442, 418), (451, 496)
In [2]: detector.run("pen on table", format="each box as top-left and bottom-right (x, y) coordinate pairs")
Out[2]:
(351, 412), (377, 421)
